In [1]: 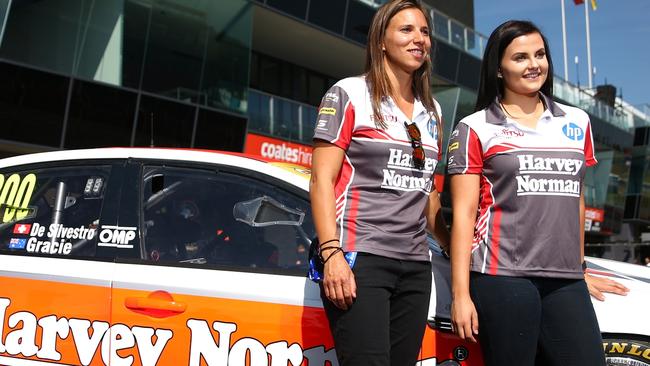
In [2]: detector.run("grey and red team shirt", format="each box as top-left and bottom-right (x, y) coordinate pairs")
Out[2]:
(313, 76), (441, 261)
(447, 93), (596, 279)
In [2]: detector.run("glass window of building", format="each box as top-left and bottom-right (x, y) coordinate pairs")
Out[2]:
(0, 62), (67, 147)
(193, 108), (246, 152)
(133, 95), (195, 148)
(199, 0), (252, 114)
(265, 0), (308, 20)
(345, 1), (374, 45)
(308, 0), (346, 34)
(1, 1), (84, 75)
(65, 80), (137, 149)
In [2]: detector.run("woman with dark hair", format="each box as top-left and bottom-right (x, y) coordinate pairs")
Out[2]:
(446, 20), (628, 365)
(309, 0), (449, 364)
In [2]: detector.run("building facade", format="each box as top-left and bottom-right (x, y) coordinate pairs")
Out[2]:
(0, 0), (648, 257)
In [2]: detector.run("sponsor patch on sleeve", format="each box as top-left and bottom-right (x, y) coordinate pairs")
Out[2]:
(448, 142), (459, 152)
(318, 107), (337, 116)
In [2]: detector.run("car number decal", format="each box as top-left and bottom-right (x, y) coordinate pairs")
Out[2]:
(0, 173), (36, 223)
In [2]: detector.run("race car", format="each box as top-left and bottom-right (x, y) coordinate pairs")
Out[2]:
(0, 148), (648, 366)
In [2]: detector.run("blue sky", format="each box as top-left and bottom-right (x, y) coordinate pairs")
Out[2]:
(474, 0), (650, 108)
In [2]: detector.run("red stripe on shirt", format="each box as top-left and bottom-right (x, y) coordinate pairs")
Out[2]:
(583, 123), (597, 166)
(474, 175), (495, 247)
(484, 144), (518, 159)
(334, 156), (354, 201)
(353, 128), (392, 140)
(463, 128), (484, 174)
(488, 206), (502, 275)
(346, 188), (360, 251)
(331, 102), (355, 150)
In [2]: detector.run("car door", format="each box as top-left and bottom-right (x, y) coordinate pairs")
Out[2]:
(0, 162), (121, 365)
(109, 163), (337, 366)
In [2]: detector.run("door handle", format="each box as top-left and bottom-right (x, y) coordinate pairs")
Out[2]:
(125, 291), (186, 318)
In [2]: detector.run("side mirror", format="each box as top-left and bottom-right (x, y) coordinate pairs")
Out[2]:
(233, 196), (304, 227)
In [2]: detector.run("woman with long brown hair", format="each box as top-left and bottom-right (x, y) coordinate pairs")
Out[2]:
(309, 0), (449, 364)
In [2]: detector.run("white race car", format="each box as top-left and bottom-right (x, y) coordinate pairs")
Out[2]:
(0, 148), (647, 366)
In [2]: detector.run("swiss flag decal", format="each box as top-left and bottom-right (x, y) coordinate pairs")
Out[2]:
(13, 223), (32, 235)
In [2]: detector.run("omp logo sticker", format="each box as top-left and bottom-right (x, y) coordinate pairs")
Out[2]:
(97, 225), (137, 248)
(0, 173), (36, 223)
(0, 298), (339, 366)
(562, 122), (584, 141)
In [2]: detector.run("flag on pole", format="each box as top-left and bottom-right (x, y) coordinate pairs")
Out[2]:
(574, 0), (597, 10)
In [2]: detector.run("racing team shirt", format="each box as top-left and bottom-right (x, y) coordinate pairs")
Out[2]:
(447, 93), (596, 278)
(313, 76), (441, 261)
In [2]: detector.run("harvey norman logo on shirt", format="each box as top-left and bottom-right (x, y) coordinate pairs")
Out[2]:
(381, 148), (434, 193)
(515, 154), (583, 197)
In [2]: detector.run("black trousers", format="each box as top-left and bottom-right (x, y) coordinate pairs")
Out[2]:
(470, 272), (606, 366)
(321, 252), (432, 366)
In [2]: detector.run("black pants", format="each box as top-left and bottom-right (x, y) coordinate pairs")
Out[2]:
(470, 273), (606, 366)
(321, 252), (432, 366)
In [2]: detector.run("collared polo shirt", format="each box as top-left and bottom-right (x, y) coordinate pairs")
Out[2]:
(447, 93), (596, 278)
(313, 76), (441, 261)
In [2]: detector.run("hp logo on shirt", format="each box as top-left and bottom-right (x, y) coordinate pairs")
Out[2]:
(562, 123), (584, 141)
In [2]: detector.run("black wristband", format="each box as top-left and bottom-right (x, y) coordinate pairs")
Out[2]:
(322, 247), (344, 264)
(582, 261), (587, 272)
(319, 238), (340, 247)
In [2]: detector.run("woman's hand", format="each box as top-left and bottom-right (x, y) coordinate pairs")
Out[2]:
(585, 272), (630, 301)
(323, 252), (357, 310)
(451, 294), (479, 343)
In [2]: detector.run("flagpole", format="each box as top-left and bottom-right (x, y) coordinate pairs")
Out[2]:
(584, 1), (593, 89)
(561, 0), (569, 81)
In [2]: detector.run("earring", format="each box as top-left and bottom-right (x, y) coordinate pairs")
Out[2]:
(497, 71), (503, 78)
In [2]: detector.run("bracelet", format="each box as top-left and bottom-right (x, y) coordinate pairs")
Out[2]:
(581, 261), (587, 272)
(322, 247), (344, 264)
(319, 246), (339, 253)
(319, 238), (340, 247)
(319, 246), (340, 262)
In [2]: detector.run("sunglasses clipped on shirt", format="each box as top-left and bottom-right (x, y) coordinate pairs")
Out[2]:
(404, 121), (425, 170)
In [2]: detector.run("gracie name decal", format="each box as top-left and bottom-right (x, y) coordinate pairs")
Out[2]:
(515, 154), (582, 197)
(381, 149), (434, 192)
(13, 223), (96, 255)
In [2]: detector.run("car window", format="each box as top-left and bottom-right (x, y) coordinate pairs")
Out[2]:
(0, 165), (111, 258)
(141, 166), (314, 272)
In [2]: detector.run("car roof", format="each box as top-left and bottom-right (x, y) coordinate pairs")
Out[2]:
(0, 148), (310, 191)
